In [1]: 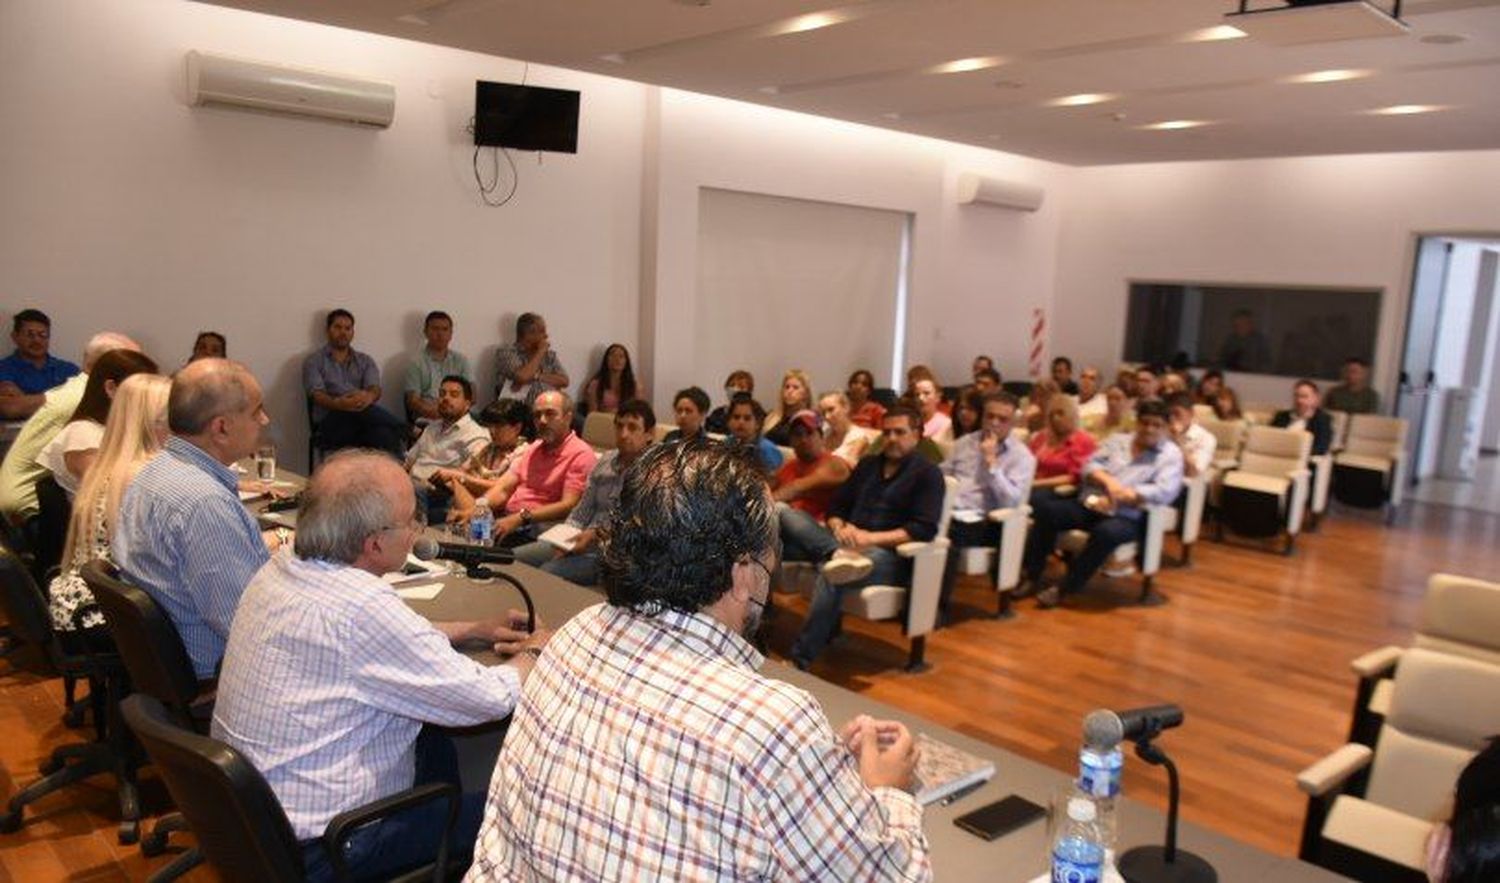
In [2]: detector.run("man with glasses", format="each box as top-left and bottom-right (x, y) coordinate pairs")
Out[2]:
(476, 390), (596, 547)
(214, 450), (547, 882)
(0, 309), (81, 419)
(467, 440), (931, 881)
(113, 359), (285, 678)
(937, 392), (1035, 623)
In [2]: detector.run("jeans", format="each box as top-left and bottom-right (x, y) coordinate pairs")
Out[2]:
(319, 405), (407, 458)
(940, 519), (1001, 615)
(1024, 497), (1142, 594)
(301, 727), (484, 882)
(509, 539), (556, 568)
(777, 504), (840, 563)
(791, 545), (905, 667)
(541, 551), (600, 587)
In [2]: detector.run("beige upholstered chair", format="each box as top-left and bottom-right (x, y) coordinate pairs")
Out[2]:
(1332, 415), (1409, 523)
(781, 477), (956, 671)
(954, 503), (1032, 618)
(1053, 473), (1207, 605)
(581, 411), (616, 452)
(1298, 648), (1500, 880)
(1347, 573), (1500, 745)
(1215, 425), (1312, 554)
(651, 423), (675, 443)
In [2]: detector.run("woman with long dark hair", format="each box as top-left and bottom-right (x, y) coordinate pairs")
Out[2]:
(38, 348), (159, 498)
(582, 343), (636, 414)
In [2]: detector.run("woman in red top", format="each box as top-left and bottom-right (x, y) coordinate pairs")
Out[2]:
(845, 369), (886, 430)
(1028, 394), (1096, 506)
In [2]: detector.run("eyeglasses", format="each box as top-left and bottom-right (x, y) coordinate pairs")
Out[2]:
(380, 510), (427, 534)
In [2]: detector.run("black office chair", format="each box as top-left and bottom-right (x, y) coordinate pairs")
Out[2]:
(0, 547), (141, 843)
(121, 694), (460, 883)
(871, 387), (899, 409)
(83, 560), (213, 880)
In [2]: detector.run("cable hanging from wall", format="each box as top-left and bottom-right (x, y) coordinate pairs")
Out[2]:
(468, 115), (519, 208)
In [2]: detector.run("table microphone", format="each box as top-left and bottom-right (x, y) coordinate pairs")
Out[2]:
(413, 537), (516, 567)
(1083, 704), (1185, 748)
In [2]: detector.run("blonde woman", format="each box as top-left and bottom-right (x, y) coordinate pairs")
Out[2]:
(48, 374), (171, 645)
(817, 390), (876, 467)
(764, 369), (813, 446)
(1027, 394), (1096, 505)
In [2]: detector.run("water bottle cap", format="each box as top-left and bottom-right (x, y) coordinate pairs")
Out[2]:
(1067, 797), (1097, 822)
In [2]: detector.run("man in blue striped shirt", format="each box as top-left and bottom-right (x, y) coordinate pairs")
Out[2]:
(114, 359), (283, 678)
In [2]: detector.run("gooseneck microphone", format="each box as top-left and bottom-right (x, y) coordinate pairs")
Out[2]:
(1083, 705), (1185, 748)
(413, 537), (516, 567)
(412, 537), (533, 633)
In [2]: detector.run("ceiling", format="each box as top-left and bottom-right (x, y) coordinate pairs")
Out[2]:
(199, 0), (1500, 165)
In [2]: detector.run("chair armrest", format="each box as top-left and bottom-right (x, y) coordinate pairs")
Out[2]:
(1297, 744), (1373, 797)
(986, 506), (1026, 523)
(323, 781), (459, 883)
(1351, 646), (1402, 678)
(896, 538), (948, 557)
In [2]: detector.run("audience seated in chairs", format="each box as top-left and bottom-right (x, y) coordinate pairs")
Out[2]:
(113, 359), (287, 679)
(453, 391), (597, 558)
(302, 309), (405, 458)
(725, 392), (783, 473)
(38, 349), (160, 501)
(581, 342), (636, 416)
(1273, 379), (1335, 455)
(951, 387), (984, 440)
(405, 375), (488, 522)
(1076, 366), (1106, 420)
(783, 405), (945, 670)
(938, 392), (1035, 621)
(845, 369), (887, 430)
(1084, 384), (1135, 440)
(973, 367), (1002, 398)
(186, 331), (226, 363)
(1022, 378), (1060, 436)
(772, 410), (850, 523)
(494, 311), (569, 410)
(763, 369), (814, 446)
(47, 374), (171, 653)
(1211, 385), (1245, 422)
(1196, 369), (1225, 408)
(912, 377), (952, 442)
(403, 310), (472, 427)
(972, 354), (996, 384)
(0, 309), (81, 420)
(1022, 398), (1184, 610)
(1325, 357), (1380, 415)
(1166, 393), (1217, 479)
(1134, 366), (1161, 402)
(511, 399), (656, 587)
(665, 386), (711, 443)
(1051, 356), (1079, 395)
(1028, 393), (1096, 506)
(438, 398), (531, 522)
(706, 369), (752, 436)
(819, 390), (876, 467)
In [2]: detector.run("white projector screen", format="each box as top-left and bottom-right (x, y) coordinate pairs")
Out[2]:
(695, 188), (908, 406)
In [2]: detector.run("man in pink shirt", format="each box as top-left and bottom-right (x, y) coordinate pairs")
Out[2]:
(487, 390), (597, 555)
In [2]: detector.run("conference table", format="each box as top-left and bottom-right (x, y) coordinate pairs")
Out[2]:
(391, 559), (1347, 883)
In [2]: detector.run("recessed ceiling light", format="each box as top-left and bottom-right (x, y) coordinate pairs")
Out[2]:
(1048, 93), (1116, 107)
(1140, 120), (1209, 131)
(929, 56), (1004, 75)
(1181, 25), (1248, 42)
(1420, 33), (1466, 44)
(1284, 68), (1372, 84)
(776, 11), (848, 35)
(1368, 104), (1446, 115)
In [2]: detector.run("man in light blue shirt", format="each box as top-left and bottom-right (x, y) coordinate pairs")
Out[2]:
(1022, 398), (1183, 609)
(303, 308), (405, 457)
(114, 359), (281, 678)
(938, 392), (1035, 620)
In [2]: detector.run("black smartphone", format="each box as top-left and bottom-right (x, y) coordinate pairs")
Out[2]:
(953, 795), (1047, 841)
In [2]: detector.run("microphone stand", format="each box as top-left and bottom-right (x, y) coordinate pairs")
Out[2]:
(465, 564), (536, 634)
(1117, 733), (1217, 883)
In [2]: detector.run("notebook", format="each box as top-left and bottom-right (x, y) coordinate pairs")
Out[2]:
(913, 732), (997, 805)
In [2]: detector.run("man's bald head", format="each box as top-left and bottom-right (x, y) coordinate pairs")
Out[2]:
(82, 332), (141, 372)
(294, 450), (410, 565)
(169, 358), (257, 436)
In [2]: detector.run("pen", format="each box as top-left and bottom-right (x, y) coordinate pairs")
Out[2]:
(939, 780), (986, 806)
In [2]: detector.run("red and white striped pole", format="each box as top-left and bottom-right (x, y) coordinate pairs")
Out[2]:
(1029, 307), (1046, 379)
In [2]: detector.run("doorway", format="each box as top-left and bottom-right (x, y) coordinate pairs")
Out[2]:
(1400, 234), (1500, 513)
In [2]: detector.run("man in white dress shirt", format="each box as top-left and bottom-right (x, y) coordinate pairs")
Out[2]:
(212, 450), (548, 882)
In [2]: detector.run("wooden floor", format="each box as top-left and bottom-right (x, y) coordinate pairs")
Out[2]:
(2, 498), (1497, 880)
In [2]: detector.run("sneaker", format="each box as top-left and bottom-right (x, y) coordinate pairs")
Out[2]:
(1035, 586), (1062, 609)
(822, 553), (874, 586)
(1101, 562), (1137, 578)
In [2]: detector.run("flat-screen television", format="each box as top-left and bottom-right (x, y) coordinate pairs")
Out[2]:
(1123, 280), (1381, 380)
(474, 81), (579, 153)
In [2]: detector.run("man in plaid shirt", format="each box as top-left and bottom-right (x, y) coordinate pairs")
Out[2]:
(467, 440), (932, 881)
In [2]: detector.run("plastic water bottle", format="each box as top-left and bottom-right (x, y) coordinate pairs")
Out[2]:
(469, 502), (494, 546)
(1078, 743), (1123, 798)
(1052, 796), (1106, 883)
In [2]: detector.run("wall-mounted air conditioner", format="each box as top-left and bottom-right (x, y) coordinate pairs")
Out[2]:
(186, 50), (395, 128)
(955, 172), (1045, 212)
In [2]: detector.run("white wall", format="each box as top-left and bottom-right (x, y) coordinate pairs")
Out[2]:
(1, 0), (647, 469)
(1052, 151), (1500, 409)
